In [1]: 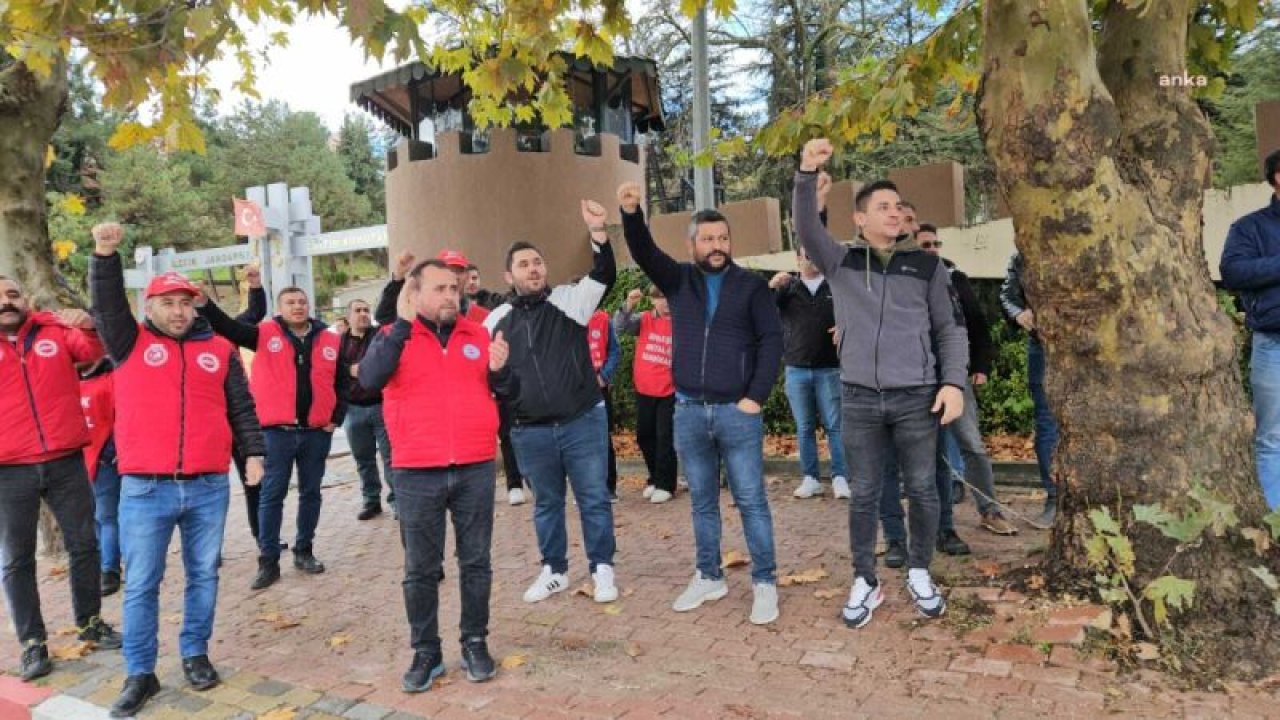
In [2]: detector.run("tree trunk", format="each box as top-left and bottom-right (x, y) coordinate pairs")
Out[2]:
(2, 57), (71, 558)
(976, 0), (1278, 678)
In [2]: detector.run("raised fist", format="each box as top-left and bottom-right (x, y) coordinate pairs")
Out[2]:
(92, 222), (124, 256)
(624, 287), (644, 311)
(392, 249), (416, 281)
(769, 272), (792, 290)
(243, 264), (262, 288)
(617, 182), (643, 214)
(397, 278), (417, 322)
(582, 199), (607, 229)
(800, 138), (834, 172)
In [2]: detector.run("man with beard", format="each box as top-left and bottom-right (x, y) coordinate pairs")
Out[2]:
(340, 298), (395, 521)
(0, 278), (121, 682)
(90, 222), (264, 716)
(614, 182), (785, 625)
(484, 203), (619, 605)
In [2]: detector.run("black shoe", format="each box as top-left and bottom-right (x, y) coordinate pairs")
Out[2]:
(293, 549), (326, 574)
(401, 649), (446, 693)
(101, 569), (122, 597)
(884, 540), (908, 569)
(460, 638), (496, 682)
(19, 641), (51, 681)
(110, 673), (159, 718)
(952, 481), (965, 505)
(182, 654), (220, 690)
(251, 556), (281, 590)
(357, 504), (382, 521)
(79, 617), (122, 649)
(937, 529), (972, 556)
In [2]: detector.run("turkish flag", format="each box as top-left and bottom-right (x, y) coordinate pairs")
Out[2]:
(233, 198), (266, 237)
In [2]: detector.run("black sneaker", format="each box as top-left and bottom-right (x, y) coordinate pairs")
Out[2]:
(101, 569), (122, 597)
(952, 480), (965, 505)
(401, 649), (446, 693)
(884, 540), (908, 569)
(460, 638), (496, 682)
(251, 556), (281, 590)
(293, 549), (326, 574)
(19, 641), (51, 681)
(357, 504), (382, 521)
(182, 654), (220, 690)
(936, 529), (972, 556)
(79, 617), (122, 649)
(110, 673), (160, 718)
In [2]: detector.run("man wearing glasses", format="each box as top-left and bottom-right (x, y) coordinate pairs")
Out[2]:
(341, 299), (395, 520)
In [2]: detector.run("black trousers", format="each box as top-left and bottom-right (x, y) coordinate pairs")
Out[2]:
(231, 445), (260, 541)
(635, 393), (677, 492)
(498, 400), (524, 491)
(603, 387), (619, 494)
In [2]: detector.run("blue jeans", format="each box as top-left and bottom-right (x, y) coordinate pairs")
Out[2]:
(674, 401), (777, 584)
(510, 404), (615, 574)
(345, 404), (393, 508)
(881, 425), (957, 540)
(93, 440), (122, 573)
(783, 366), (848, 479)
(1028, 336), (1059, 500)
(1252, 332), (1280, 509)
(260, 428), (333, 559)
(119, 474), (229, 675)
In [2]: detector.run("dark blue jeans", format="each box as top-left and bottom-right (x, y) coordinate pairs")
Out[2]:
(345, 404), (393, 508)
(1028, 336), (1059, 500)
(259, 428), (333, 559)
(673, 401), (777, 584)
(783, 366), (847, 479)
(395, 462), (495, 653)
(510, 404), (615, 574)
(93, 439), (122, 573)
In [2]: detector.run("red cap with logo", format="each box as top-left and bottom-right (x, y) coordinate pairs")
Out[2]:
(437, 249), (471, 270)
(144, 272), (200, 299)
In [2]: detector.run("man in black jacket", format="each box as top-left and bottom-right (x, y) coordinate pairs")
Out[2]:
(483, 202), (619, 605)
(90, 223), (265, 717)
(615, 182), (785, 626)
(342, 298), (394, 520)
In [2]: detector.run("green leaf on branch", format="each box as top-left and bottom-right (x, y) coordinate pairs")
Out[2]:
(1187, 484), (1239, 537)
(1263, 510), (1280, 541)
(1143, 576), (1196, 626)
(1106, 535), (1136, 576)
(1089, 507), (1121, 536)
(1250, 566), (1279, 592)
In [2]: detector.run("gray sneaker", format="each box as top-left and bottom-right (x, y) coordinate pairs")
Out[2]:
(749, 583), (779, 625)
(672, 572), (728, 612)
(1029, 502), (1057, 530)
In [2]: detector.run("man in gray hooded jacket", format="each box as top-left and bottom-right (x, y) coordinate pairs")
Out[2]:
(793, 138), (968, 629)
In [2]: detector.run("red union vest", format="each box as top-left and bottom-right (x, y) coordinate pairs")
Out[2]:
(587, 311), (610, 372)
(79, 371), (115, 478)
(250, 321), (340, 428)
(383, 318), (498, 468)
(0, 312), (99, 466)
(465, 302), (490, 323)
(112, 329), (237, 475)
(633, 312), (674, 398)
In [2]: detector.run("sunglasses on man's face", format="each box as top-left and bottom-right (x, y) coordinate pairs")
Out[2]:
(920, 241), (943, 249)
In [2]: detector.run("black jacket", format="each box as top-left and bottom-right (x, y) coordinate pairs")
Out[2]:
(483, 240), (616, 425)
(622, 209), (783, 404)
(340, 330), (382, 406)
(88, 251), (265, 458)
(944, 260), (995, 377)
(774, 275), (838, 369)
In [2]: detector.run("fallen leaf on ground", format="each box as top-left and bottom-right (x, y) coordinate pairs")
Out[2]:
(327, 634), (351, 649)
(625, 642), (643, 658)
(50, 642), (91, 660)
(813, 588), (841, 600)
(1027, 574), (1046, 590)
(778, 567), (829, 587)
(622, 587), (635, 598)
(500, 654), (527, 669)
(572, 582), (594, 598)
(55, 626), (78, 636)
(257, 612), (302, 630)
(47, 565), (67, 577)
(973, 560), (1002, 579)
(257, 705), (298, 720)
(721, 550), (750, 569)
(1134, 642), (1160, 661)
(602, 604), (623, 616)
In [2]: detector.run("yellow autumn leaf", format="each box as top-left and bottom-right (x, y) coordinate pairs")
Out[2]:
(721, 550), (750, 569)
(52, 240), (77, 261)
(61, 194), (86, 216)
(45, 145), (56, 169)
(778, 567), (830, 587)
(327, 633), (351, 649)
(257, 706), (298, 720)
(602, 603), (622, 616)
(50, 642), (92, 660)
(500, 654), (526, 669)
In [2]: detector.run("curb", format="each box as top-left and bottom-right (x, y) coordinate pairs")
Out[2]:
(32, 695), (110, 720)
(0, 676), (54, 720)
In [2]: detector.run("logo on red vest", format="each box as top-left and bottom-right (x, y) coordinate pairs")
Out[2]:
(462, 344), (481, 360)
(196, 352), (221, 373)
(143, 343), (169, 367)
(267, 336), (284, 353)
(322, 346), (338, 362)
(591, 329), (602, 339)
(33, 339), (59, 358)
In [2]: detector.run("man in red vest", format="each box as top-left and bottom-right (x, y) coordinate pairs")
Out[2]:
(586, 309), (621, 500)
(358, 259), (513, 692)
(198, 276), (347, 590)
(613, 285), (677, 503)
(78, 358), (122, 596)
(91, 223), (266, 717)
(0, 277), (121, 682)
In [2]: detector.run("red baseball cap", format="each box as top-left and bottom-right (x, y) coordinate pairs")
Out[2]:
(144, 272), (200, 299)
(437, 249), (471, 270)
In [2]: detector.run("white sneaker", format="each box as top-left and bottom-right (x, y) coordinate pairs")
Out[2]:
(749, 583), (779, 625)
(907, 568), (947, 618)
(672, 571), (728, 612)
(592, 564), (618, 603)
(793, 475), (823, 498)
(522, 565), (568, 603)
(832, 476), (851, 499)
(508, 488), (526, 506)
(642, 485), (655, 499)
(650, 489), (673, 504)
(842, 576), (884, 629)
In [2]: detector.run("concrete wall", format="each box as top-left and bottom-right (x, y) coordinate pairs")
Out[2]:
(1257, 100), (1280, 171)
(385, 128), (644, 286)
(889, 161), (967, 228)
(647, 198), (783, 263)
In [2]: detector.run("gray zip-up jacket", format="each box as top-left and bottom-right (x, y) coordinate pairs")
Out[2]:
(792, 170), (968, 390)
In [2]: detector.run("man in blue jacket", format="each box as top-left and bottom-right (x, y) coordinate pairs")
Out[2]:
(613, 182), (785, 625)
(1220, 148), (1280, 509)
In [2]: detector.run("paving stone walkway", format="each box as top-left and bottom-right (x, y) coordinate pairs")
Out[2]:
(3, 458), (1277, 718)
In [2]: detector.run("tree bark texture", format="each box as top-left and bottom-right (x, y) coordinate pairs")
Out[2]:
(976, 0), (1277, 677)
